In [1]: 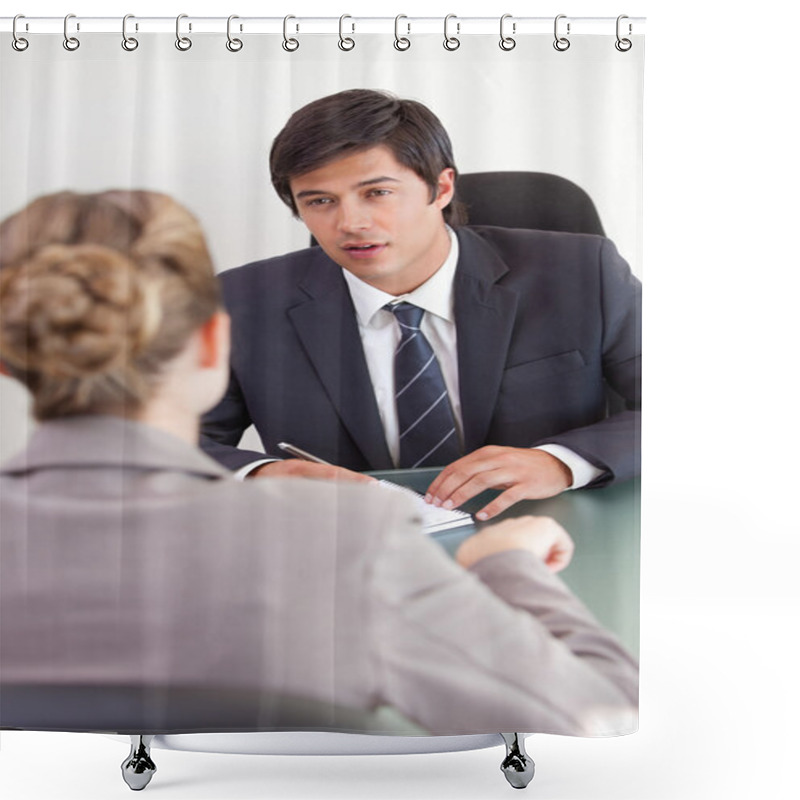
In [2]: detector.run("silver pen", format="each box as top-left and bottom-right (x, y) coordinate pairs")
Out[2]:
(277, 442), (333, 465)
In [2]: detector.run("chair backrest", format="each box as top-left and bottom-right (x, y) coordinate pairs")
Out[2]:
(456, 171), (605, 235)
(0, 683), (427, 736)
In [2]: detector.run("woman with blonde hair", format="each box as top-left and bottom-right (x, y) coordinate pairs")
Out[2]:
(0, 190), (636, 756)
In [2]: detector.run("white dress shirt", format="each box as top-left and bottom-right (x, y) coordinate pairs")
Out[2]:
(342, 228), (462, 467)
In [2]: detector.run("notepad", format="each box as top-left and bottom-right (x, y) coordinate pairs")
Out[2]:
(378, 480), (474, 535)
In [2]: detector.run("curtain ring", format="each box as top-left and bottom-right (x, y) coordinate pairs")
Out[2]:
(63, 13), (80, 51)
(553, 14), (570, 51)
(443, 14), (460, 51)
(615, 15), (632, 52)
(499, 14), (516, 51)
(394, 14), (411, 51)
(282, 15), (299, 52)
(122, 14), (139, 51)
(175, 14), (192, 51)
(338, 14), (355, 51)
(226, 15), (243, 52)
(12, 15), (29, 52)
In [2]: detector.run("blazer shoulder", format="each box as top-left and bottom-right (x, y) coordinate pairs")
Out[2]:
(219, 246), (321, 283)
(462, 224), (607, 256)
(457, 226), (613, 287)
(217, 246), (337, 305)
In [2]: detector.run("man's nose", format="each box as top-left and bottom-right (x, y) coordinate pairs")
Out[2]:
(337, 199), (371, 233)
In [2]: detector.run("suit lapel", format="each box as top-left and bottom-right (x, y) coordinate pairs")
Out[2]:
(288, 260), (393, 469)
(454, 229), (519, 452)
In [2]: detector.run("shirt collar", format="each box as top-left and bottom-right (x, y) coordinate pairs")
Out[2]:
(342, 226), (459, 328)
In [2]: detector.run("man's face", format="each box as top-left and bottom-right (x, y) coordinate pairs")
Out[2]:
(289, 146), (455, 296)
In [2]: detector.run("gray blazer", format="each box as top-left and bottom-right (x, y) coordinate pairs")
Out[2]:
(1, 416), (637, 736)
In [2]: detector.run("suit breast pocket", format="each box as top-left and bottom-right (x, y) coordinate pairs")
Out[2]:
(495, 350), (590, 423)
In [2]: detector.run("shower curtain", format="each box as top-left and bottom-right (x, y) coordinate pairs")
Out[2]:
(0, 15), (643, 749)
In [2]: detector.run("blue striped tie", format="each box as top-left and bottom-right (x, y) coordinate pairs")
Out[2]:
(387, 302), (461, 469)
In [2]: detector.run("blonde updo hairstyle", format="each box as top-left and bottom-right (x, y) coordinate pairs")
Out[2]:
(0, 190), (220, 420)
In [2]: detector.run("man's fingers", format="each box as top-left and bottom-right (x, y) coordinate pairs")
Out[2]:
(474, 485), (527, 521)
(436, 467), (517, 511)
(426, 452), (506, 505)
(425, 447), (503, 500)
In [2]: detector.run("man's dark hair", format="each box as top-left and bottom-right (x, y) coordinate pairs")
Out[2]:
(270, 89), (466, 227)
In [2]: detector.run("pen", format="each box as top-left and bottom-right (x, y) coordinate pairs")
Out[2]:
(277, 442), (333, 465)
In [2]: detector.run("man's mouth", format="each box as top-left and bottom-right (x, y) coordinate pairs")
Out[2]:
(341, 242), (387, 257)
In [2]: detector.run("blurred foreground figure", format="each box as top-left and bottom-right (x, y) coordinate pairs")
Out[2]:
(0, 190), (637, 736)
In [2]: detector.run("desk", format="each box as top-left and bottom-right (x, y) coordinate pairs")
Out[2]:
(372, 470), (640, 657)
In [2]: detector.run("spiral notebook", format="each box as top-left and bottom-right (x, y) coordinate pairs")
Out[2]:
(378, 480), (473, 535)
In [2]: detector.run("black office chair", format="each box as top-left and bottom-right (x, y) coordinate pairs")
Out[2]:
(455, 170), (605, 235)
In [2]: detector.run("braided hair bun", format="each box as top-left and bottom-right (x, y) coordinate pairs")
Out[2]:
(0, 190), (219, 419)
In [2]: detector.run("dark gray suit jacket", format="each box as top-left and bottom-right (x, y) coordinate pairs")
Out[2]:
(201, 226), (641, 484)
(1, 416), (638, 736)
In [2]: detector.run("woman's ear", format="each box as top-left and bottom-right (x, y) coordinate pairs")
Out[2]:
(197, 311), (231, 370)
(0, 361), (10, 377)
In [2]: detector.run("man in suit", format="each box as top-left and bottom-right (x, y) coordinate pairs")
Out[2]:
(200, 90), (641, 521)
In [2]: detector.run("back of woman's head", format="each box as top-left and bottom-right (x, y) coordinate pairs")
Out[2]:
(0, 190), (220, 420)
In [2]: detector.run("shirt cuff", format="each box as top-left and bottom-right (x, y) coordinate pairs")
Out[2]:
(234, 459), (278, 481)
(533, 444), (605, 490)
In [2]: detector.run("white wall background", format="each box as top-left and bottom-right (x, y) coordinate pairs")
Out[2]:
(1, 2), (799, 800)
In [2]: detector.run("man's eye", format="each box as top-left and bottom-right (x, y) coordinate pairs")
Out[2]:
(305, 197), (333, 207)
(368, 189), (391, 197)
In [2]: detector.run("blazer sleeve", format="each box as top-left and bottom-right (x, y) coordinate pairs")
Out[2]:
(199, 367), (274, 472)
(539, 237), (641, 485)
(370, 518), (639, 736)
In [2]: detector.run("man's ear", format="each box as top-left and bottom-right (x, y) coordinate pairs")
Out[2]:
(434, 167), (456, 211)
(197, 311), (231, 370)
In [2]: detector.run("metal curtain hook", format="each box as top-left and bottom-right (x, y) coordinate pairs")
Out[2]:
(338, 14), (355, 51)
(394, 14), (411, 51)
(175, 14), (192, 51)
(615, 14), (632, 51)
(282, 15), (299, 52)
(499, 13), (516, 51)
(122, 14), (139, 51)
(443, 14), (460, 51)
(12, 14), (29, 51)
(227, 15), (243, 51)
(553, 14), (570, 52)
(63, 13), (80, 51)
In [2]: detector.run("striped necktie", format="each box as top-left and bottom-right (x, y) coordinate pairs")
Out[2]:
(387, 302), (461, 469)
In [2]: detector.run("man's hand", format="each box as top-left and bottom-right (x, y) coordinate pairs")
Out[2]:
(456, 516), (574, 573)
(251, 460), (375, 484)
(425, 446), (573, 521)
